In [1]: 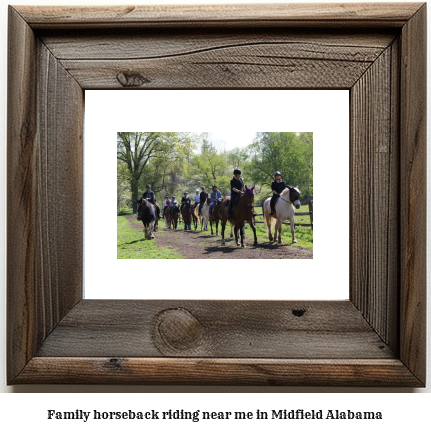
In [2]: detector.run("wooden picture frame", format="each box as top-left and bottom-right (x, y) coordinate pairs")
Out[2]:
(7, 3), (426, 386)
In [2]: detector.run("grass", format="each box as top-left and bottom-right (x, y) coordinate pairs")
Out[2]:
(249, 203), (313, 249)
(117, 216), (182, 259)
(241, 220), (313, 250)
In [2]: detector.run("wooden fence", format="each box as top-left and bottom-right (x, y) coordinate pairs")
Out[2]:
(253, 196), (313, 230)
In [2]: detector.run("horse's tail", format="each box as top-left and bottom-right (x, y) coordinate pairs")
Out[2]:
(263, 199), (276, 231)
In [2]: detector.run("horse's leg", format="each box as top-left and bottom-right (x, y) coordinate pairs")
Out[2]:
(273, 220), (278, 244)
(240, 224), (245, 247)
(250, 222), (258, 246)
(216, 221), (219, 236)
(221, 221), (226, 246)
(290, 216), (297, 244)
(234, 224), (240, 246)
(266, 215), (273, 241)
(230, 224), (233, 238)
(277, 219), (283, 244)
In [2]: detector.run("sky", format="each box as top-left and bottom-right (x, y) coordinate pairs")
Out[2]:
(198, 131), (258, 151)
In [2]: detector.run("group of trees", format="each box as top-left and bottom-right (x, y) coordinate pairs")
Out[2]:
(117, 132), (313, 213)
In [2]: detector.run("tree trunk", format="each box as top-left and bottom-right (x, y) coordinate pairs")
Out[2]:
(131, 180), (139, 214)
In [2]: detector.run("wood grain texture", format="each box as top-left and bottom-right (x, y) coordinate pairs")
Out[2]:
(35, 40), (84, 336)
(7, 6), (83, 383)
(15, 358), (423, 386)
(350, 44), (399, 348)
(399, 3), (427, 385)
(36, 300), (393, 359)
(7, 6), (38, 381)
(41, 30), (395, 89)
(15, 3), (423, 29)
(7, 3), (426, 386)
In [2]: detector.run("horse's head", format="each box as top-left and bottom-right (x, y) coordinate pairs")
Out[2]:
(136, 197), (154, 221)
(288, 186), (301, 209)
(244, 185), (255, 209)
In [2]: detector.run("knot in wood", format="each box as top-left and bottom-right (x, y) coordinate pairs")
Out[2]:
(155, 308), (203, 351)
(116, 71), (150, 87)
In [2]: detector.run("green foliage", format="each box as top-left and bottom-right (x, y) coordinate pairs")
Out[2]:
(117, 216), (182, 259)
(117, 132), (313, 211)
(247, 132), (313, 198)
(117, 132), (197, 212)
(117, 207), (133, 216)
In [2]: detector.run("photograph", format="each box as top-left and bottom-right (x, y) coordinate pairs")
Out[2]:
(117, 131), (313, 259)
(2, 0), (428, 404)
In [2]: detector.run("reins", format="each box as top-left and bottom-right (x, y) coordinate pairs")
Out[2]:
(278, 195), (292, 204)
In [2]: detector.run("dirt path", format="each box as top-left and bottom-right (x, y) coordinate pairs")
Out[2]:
(126, 215), (313, 259)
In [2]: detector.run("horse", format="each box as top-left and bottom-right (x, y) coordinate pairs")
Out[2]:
(164, 206), (172, 229)
(219, 186), (257, 247)
(199, 198), (210, 231)
(221, 197), (235, 238)
(135, 197), (157, 240)
(209, 199), (223, 236)
(169, 204), (180, 229)
(181, 201), (193, 230)
(191, 203), (199, 230)
(263, 185), (301, 244)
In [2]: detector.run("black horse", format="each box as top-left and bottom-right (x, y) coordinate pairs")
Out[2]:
(136, 197), (157, 239)
(169, 204), (181, 230)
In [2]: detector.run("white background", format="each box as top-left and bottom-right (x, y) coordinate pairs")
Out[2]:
(85, 90), (349, 300)
(0, 0), (430, 427)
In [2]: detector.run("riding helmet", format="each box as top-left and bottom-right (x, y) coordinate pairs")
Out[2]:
(234, 169), (242, 175)
(166, 196), (169, 198)
(184, 192), (188, 194)
(274, 171), (282, 177)
(172, 196), (175, 199)
(146, 184), (151, 188)
(213, 185), (218, 189)
(202, 186), (206, 189)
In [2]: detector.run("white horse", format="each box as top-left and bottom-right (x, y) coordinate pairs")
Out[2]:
(263, 186), (301, 244)
(199, 200), (210, 231)
(193, 204), (201, 227)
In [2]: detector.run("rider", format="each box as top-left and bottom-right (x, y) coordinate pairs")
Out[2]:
(228, 169), (245, 219)
(142, 184), (155, 204)
(181, 192), (191, 212)
(209, 184), (222, 216)
(199, 186), (208, 216)
(170, 196), (178, 207)
(163, 195), (170, 216)
(192, 189), (200, 210)
(143, 184), (160, 218)
(269, 171), (287, 216)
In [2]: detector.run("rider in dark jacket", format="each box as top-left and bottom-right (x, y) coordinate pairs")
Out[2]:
(142, 184), (155, 203)
(142, 184), (160, 218)
(181, 192), (191, 212)
(228, 169), (244, 219)
(199, 186), (208, 216)
(269, 171), (286, 216)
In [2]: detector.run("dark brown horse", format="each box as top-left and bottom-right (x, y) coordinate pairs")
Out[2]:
(209, 199), (223, 236)
(181, 202), (193, 230)
(164, 205), (180, 230)
(219, 186), (257, 247)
